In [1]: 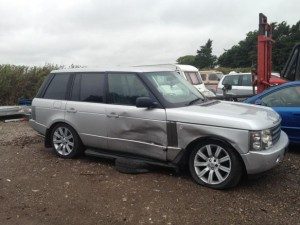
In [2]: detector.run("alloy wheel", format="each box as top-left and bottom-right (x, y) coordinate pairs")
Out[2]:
(52, 127), (74, 156)
(194, 144), (231, 185)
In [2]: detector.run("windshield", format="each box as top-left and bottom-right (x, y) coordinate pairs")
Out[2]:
(184, 71), (203, 85)
(143, 71), (205, 107)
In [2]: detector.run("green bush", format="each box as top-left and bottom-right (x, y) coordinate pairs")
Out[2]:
(0, 64), (61, 105)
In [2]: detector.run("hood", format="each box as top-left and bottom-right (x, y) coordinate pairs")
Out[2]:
(166, 100), (280, 130)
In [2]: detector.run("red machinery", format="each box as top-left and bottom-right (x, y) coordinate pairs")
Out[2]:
(256, 13), (275, 93)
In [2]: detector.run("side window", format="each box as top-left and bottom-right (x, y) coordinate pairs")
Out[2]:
(262, 86), (300, 107)
(241, 74), (252, 86)
(108, 73), (150, 105)
(208, 73), (219, 81)
(222, 75), (239, 86)
(71, 73), (105, 103)
(43, 74), (70, 100)
(184, 72), (202, 85)
(200, 74), (206, 81)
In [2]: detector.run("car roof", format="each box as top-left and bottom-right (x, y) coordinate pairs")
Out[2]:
(134, 64), (198, 72)
(51, 66), (174, 74)
(245, 81), (300, 103)
(224, 73), (251, 76)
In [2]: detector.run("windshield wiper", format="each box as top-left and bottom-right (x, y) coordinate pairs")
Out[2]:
(186, 98), (204, 106)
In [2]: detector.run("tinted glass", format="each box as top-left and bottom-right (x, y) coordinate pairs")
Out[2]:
(80, 74), (105, 103)
(262, 85), (300, 107)
(43, 74), (70, 100)
(200, 74), (207, 81)
(222, 75), (239, 86)
(108, 73), (150, 105)
(241, 74), (252, 86)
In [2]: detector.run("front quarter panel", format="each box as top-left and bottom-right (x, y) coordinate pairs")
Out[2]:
(177, 122), (250, 154)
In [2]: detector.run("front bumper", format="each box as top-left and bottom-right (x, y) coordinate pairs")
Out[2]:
(241, 131), (289, 174)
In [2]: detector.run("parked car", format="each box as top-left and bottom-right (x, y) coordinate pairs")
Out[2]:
(135, 64), (216, 98)
(199, 70), (223, 92)
(245, 81), (300, 144)
(216, 73), (287, 98)
(30, 67), (288, 189)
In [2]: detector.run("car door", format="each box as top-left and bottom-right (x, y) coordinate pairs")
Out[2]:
(105, 73), (167, 161)
(261, 85), (300, 142)
(34, 73), (70, 128)
(65, 73), (107, 149)
(239, 74), (255, 96)
(221, 75), (240, 95)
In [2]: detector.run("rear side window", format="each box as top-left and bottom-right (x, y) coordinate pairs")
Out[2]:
(222, 75), (239, 86)
(71, 73), (105, 103)
(43, 74), (70, 100)
(241, 74), (252, 86)
(184, 72), (202, 85)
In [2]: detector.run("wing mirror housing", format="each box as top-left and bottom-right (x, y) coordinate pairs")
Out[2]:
(136, 97), (157, 108)
(254, 99), (262, 105)
(222, 84), (232, 91)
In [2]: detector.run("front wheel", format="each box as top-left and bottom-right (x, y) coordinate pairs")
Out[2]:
(50, 123), (83, 158)
(189, 140), (243, 189)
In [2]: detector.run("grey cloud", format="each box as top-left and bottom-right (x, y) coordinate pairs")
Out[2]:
(0, 0), (299, 66)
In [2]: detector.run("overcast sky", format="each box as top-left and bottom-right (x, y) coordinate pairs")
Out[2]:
(0, 0), (299, 67)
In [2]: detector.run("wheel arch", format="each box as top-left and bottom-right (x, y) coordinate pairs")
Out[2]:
(176, 135), (246, 173)
(45, 121), (81, 148)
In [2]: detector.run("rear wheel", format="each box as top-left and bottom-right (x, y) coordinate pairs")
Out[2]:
(50, 123), (83, 158)
(189, 140), (243, 189)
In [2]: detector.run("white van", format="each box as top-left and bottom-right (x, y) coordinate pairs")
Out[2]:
(135, 64), (215, 98)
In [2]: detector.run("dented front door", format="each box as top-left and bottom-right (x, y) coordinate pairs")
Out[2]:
(105, 73), (167, 161)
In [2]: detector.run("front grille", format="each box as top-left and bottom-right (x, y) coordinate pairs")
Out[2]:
(271, 123), (281, 145)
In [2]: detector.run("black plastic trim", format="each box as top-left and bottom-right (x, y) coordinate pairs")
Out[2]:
(167, 121), (178, 147)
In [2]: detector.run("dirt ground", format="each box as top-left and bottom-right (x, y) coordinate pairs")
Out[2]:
(0, 121), (299, 225)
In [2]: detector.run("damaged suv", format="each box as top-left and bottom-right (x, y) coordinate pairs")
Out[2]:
(30, 67), (289, 189)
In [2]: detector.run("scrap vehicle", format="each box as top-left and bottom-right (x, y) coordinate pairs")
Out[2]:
(30, 67), (288, 189)
(281, 43), (300, 81)
(199, 70), (223, 92)
(245, 81), (300, 144)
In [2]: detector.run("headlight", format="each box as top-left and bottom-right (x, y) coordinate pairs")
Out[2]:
(250, 129), (273, 151)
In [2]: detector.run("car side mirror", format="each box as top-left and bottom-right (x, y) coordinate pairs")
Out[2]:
(254, 99), (262, 105)
(222, 84), (232, 91)
(136, 97), (157, 108)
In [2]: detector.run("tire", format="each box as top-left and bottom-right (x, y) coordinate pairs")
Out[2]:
(115, 158), (149, 174)
(50, 123), (83, 158)
(189, 140), (243, 189)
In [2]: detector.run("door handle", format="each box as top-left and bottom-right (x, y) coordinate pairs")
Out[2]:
(107, 112), (119, 118)
(67, 108), (77, 113)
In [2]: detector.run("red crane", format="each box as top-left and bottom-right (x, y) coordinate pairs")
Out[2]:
(256, 13), (275, 93)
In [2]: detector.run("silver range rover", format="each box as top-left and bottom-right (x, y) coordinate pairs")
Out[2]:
(30, 67), (289, 189)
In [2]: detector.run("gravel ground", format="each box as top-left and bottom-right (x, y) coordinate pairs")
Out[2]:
(0, 121), (299, 225)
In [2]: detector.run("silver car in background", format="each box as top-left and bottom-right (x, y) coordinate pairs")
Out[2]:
(30, 67), (288, 189)
(216, 73), (256, 97)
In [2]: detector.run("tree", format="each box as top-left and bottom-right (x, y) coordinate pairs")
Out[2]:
(176, 55), (196, 66)
(218, 20), (300, 71)
(218, 31), (257, 68)
(194, 39), (217, 69)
